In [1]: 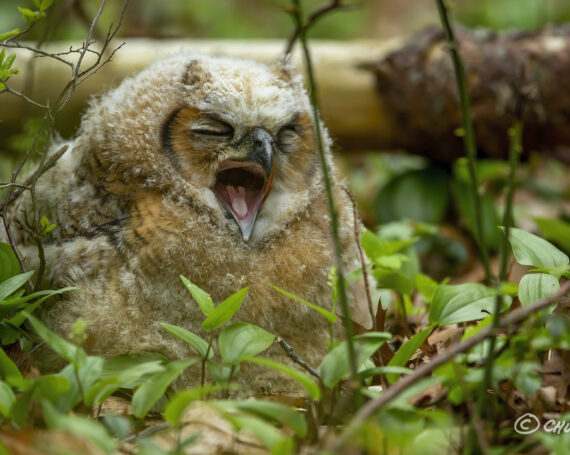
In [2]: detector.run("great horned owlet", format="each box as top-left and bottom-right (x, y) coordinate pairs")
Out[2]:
(5, 54), (372, 395)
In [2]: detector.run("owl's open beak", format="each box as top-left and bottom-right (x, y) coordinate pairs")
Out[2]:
(213, 128), (274, 241)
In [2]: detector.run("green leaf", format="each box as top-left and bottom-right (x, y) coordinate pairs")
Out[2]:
(164, 385), (228, 425)
(159, 322), (211, 359)
(0, 243), (21, 283)
(201, 287), (248, 331)
(180, 275), (214, 316)
(42, 400), (117, 454)
(56, 356), (104, 412)
(0, 271), (33, 302)
(212, 400), (307, 437)
(206, 360), (234, 384)
(25, 314), (87, 369)
(415, 274), (439, 303)
(269, 284), (337, 323)
(535, 217), (570, 254)
(373, 269), (414, 295)
(430, 283), (497, 326)
(219, 322), (275, 364)
(0, 29), (21, 41)
(40, 216), (56, 234)
(518, 273), (560, 309)
(131, 358), (196, 418)
(35, 375), (70, 403)
(502, 227), (569, 271)
(387, 326), (433, 384)
(361, 230), (419, 260)
(0, 348), (26, 388)
(17, 7), (40, 25)
(218, 411), (293, 454)
(101, 352), (166, 377)
(319, 332), (391, 388)
(0, 381), (15, 417)
(3, 286), (78, 321)
(86, 360), (165, 406)
(246, 356), (320, 399)
(40, 0), (54, 12)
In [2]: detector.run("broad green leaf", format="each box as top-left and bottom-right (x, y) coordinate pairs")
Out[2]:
(535, 217), (570, 254)
(387, 326), (433, 384)
(319, 332), (391, 388)
(0, 243), (21, 283)
(212, 400), (306, 437)
(0, 381), (15, 417)
(35, 375), (70, 403)
(361, 230), (419, 260)
(503, 227), (569, 271)
(17, 7), (40, 25)
(430, 283), (497, 326)
(102, 414), (131, 440)
(10, 388), (33, 427)
(26, 314), (87, 369)
(159, 322), (211, 359)
(0, 348), (26, 388)
(518, 273), (560, 309)
(85, 360), (165, 406)
(56, 356), (104, 412)
(246, 356), (320, 399)
(131, 358), (196, 418)
(0, 29), (21, 41)
(164, 385), (228, 425)
(0, 271), (33, 302)
(219, 322), (275, 364)
(40, 0), (54, 12)
(373, 269), (413, 295)
(180, 275), (214, 316)
(269, 285), (337, 323)
(206, 360), (234, 384)
(219, 412), (293, 454)
(101, 352), (166, 377)
(201, 287), (248, 331)
(415, 274), (439, 303)
(42, 400), (117, 454)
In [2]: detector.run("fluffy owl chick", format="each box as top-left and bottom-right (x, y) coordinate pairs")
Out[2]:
(6, 54), (372, 396)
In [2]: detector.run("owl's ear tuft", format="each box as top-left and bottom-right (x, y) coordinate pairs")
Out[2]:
(271, 55), (297, 83)
(183, 59), (205, 87)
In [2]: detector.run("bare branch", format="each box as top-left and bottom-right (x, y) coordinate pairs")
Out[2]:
(277, 336), (321, 379)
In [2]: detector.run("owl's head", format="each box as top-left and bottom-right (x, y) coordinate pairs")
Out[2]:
(80, 54), (331, 242)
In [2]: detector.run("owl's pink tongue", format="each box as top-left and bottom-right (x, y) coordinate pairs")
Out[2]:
(226, 185), (248, 219)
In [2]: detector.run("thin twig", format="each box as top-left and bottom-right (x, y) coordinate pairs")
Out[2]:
(0, 145), (68, 212)
(334, 280), (570, 449)
(284, 1), (361, 55)
(344, 187), (375, 331)
(277, 337), (320, 379)
(435, 0), (492, 285)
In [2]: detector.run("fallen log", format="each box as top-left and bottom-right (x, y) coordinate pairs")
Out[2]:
(366, 25), (570, 162)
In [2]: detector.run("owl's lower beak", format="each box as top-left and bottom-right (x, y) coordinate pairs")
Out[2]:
(213, 128), (274, 241)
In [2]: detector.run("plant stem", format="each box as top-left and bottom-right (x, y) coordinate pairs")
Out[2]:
(201, 332), (214, 387)
(471, 120), (523, 449)
(291, 0), (357, 380)
(435, 0), (491, 285)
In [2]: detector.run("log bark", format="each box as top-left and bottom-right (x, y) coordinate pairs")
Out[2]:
(367, 25), (570, 162)
(1, 27), (570, 162)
